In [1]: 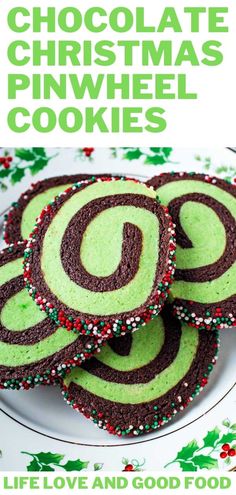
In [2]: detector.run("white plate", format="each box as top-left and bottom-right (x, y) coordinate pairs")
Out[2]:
(0, 147), (235, 471)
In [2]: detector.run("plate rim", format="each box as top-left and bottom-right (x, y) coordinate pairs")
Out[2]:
(1, 382), (235, 448)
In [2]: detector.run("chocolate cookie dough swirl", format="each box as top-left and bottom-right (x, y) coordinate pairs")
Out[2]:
(0, 244), (102, 390)
(24, 177), (176, 338)
(4, 174), (103, 244)
(62, 308), (219, 437)
(147, 172), (236, 331)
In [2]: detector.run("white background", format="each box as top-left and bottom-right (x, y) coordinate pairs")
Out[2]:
(0, 1), (236, 146)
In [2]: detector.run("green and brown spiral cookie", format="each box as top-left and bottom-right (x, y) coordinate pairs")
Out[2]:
(24, 177), (176, 338)
(147, 172), (236, 331)
(4, 174), (103, 244)
(61, 307), (219, 437)
(0, 243), (102, 391)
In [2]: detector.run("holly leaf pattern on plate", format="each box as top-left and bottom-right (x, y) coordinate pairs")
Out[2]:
(61, 459), (89, 471)
(23, 451), (65, 471)
(94, 463), (104, 471)
(145, 147), (173, 165)
(0, 147), (57, 190)
(30, 157), (49, 175)
(15, 148), (36, 161)
(164, 418), (236, 472)
(203, 427), (220, 448)
(10, 168), (25, 184)
(145, 154), (167, 165)
(123, 149), (143, 161)
(32, 147), (46, 157)
(114, 147), (173, 165)
(222, 419), (231, 428)
(175, 440), (199, 461)
(34, 453), (65, 465)
(26, 459), (42, 472)
(150, 147), (172, 157)
(179, 460), (198, 472)
(219, 433), (236, 445)
(192, 455), (218, 470)
(40, 465), (55, 472)
(149, 147), (162, 153)
(0, 169), (11, 178)
(22, 451), (90, 472)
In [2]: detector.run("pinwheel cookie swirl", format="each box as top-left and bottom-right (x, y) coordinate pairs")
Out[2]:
(23, 177), (176, 338)
(62, 308), (219, 437)
(0, 244), (102, 390)
(147, 172), (236, 331)
(4, 174), (102, 244)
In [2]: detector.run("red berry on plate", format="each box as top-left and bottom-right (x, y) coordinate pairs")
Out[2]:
(228, 449), (235, 457)
(82, 147), (94, 157)
(222, 443), (230, 452)
(220, 452), (227, 459)
(124, 464), (134, 471)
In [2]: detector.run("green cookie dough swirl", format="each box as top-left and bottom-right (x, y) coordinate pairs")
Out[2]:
(4, 174), (99, 244)
(147, 172), (236, 331)
(24, 177), (176, 337)
(21, 184), (73, 240)
(0, 244), (100, 391)
(62, 308), (219, 437)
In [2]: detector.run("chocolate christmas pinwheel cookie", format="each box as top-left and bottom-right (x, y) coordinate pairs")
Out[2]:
(24, 177), (176, 338)
(0, 244), (102, 390)
(4, 174), (103, 244)
(61, 307), (219, 437)
(146, 172), (236, 330)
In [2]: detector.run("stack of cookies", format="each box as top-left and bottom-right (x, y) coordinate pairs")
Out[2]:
(0, 172), (235, 437)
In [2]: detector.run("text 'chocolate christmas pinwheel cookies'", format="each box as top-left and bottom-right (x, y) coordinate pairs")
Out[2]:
(0, 244), (102, 390)
(147, 172), (236, 331)
(61, 308), (219, 437)
(4, 174), (100, 244)
(24, 177), (176, 339)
